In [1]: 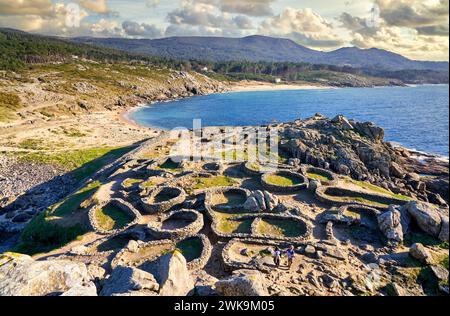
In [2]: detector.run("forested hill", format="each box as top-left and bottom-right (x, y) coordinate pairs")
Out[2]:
(73, 35), (449, 72)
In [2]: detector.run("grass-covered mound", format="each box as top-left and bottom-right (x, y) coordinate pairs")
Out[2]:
(94, 203), (134, 231)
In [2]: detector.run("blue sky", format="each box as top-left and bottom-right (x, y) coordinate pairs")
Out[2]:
(0, 0), (448, 60)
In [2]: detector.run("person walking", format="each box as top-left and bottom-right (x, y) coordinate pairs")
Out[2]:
(273, 247), (282, 268)
(286, 245), (295, 269)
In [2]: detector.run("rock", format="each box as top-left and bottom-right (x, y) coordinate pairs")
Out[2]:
(215, 269), (268, 296)
(288, 158), (301, 167)
(430, 265), (449, 282)
(70, 245), (89, 256)
(438, 214), (449, 242)
(263, 191), (278, 211)
(100, 266), (159, 296)
(126, 240), (139, 253)
(244, 197), (260, 212)
(427, 193), (447, 207)
(388, 283), (407, 296)
(155, 251), (194, 296)
(87, 265), (106, 280)
(390, 162), (406, 179)
(308, 180), (321, 192)
(61, 282), (97, 296)
(404, 201), (443, 238)
(0, 253), (92, 296)
(409, 243), (434, 265)
(377, 206), (410, 244)
(11, 213), (32, 223)
(253, 191), (267, 211)
(304, 245), (316, 256)
(331, 115), (353, 130)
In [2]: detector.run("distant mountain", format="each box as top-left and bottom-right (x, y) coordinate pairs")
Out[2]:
(73, 35), (448, 72)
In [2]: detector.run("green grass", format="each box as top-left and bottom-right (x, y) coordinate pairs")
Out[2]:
(0, 91), (22, 122)
(265, 174), (302, 186)
(14, 211), (87, 256)
(215, 213), (253, 234)
(54, 181), (100, 216)
(94, 204), (133, 231)
(176, 238), (203, 262)
(404, 232), (449, 249)
(307, 172), (332, 182)
(193, 176), (238, 190)
(157, 159), (182, 171)
(16, 146), (134, 181)
(141, 180), (155, 188)
(212, 192), (247, 207)
(346, 179), (412, 201)
(257, 219), (305, 238)
(122, 178), (143, 188)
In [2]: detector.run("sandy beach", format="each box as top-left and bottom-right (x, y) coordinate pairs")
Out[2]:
(229, 80), (333, 92)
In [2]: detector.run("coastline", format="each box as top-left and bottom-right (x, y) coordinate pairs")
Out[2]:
(228, 81), (333, 92)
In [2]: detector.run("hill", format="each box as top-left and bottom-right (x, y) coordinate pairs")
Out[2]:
(73, 35), (449, 72)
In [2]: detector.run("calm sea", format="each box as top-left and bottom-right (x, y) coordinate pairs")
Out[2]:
(130, 85), (449, 157)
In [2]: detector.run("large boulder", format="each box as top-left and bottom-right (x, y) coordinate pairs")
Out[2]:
(0, 253), (92, 296)
(377, 206), (410, 244)
(215, 269), (268, 296)
(439, 214), (449, 242)
(100, 266), (159, 296)
(409, 243), (434, 265)
(404, 201), (444, 238)
(155, 251), (194, 296)
(61, 282), (97, 296)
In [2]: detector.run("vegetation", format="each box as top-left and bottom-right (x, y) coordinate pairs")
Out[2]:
(192, 176), (238, 190)
(122, 178), (143, 188)
(94, 204), (133, 231)
(265, 174), (303, 186)
(257, 219), (305, 237)
(216, 214), (253, 234)
(345, 178), (413, 201)
(0, 91), (22, 122)
(54, 181), (101, 217)
(306, 172), (332, 182)
(176, 238), (203, 262)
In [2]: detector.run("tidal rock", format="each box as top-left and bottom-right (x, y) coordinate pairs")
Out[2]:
(100, 266), (159, 296)
(155, 251), (194, 296)
(409, 243), (433, 265)
(215, 269), (268, 296)
(0, 253), (92, 296)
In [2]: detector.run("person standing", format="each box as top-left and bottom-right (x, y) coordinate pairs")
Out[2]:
(286, 245), (295, 269)
(274, 247), (282, 267)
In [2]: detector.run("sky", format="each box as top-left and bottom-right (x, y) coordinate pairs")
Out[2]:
(0, 0), (448, 61)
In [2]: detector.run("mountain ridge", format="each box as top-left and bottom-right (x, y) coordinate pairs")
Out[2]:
(72, 34), (448, 72)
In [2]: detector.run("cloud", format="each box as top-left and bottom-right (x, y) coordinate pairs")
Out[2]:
(146, 0), (160, 8)
(122, 20), (163, 38)
(78, 0), (110, 14)
(219, 0), (274, 17)
(0, 0), (53, 16)
(376, 0), (449, 36)
(259, 7), (344, 48)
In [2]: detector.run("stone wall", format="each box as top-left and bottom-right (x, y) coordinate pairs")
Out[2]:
(140, 186), (186, 214)
(146, 209), (204, 240)
(261, 171), (309, 193)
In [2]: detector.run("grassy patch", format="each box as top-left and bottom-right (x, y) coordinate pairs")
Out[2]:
(141, 180), (155, 188)
(176, 238), (203, 262)
(0, 91), (22, 122)
(157, 159), (182, 171)
(345, 179), (412, 201)
(404, 232), (449, 249)
(307, 172), (332, 182)
(18, 138), (48, 150)
(16, 146), (134, 181)
(257, 219), (305, 237)
(215, 213), (253, 234)
(211, 191), (247, 207)
(265, 174), (302, 186)
(14, 211), (87, 256)
(94, 204), (133, 231)
(192, 176), (238, 191)
(54, 181), (100, 217)
(122, 178), (143, 188)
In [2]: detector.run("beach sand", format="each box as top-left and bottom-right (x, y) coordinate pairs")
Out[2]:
(229, 80), (333, 92)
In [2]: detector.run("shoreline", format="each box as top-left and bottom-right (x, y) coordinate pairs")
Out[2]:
(228, 81), (333, 92)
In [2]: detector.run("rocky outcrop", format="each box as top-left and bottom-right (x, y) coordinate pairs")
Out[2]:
(215, 269), (268, 296)
(377, 205), (410, 244)
(244, 191), (279, 213)
(404, 201), (448, 241)
(0, 253), (92, 296)
(409, 243), (434, 265)
(154, 251), (194, 296)
(100, 266), (159, 296)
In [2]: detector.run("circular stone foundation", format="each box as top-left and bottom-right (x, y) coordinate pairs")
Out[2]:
(300, 165), (338, 185)
(141, 186), (186, 214)
(251, 214), (311, 241)
(261, 170), (308, 192)
(205, 187), (250, 211)
(176, 234), (212, 270)
(315, 186), (409, 210)
(88, 198), (141, 235)
(146, 209), (204, 240)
